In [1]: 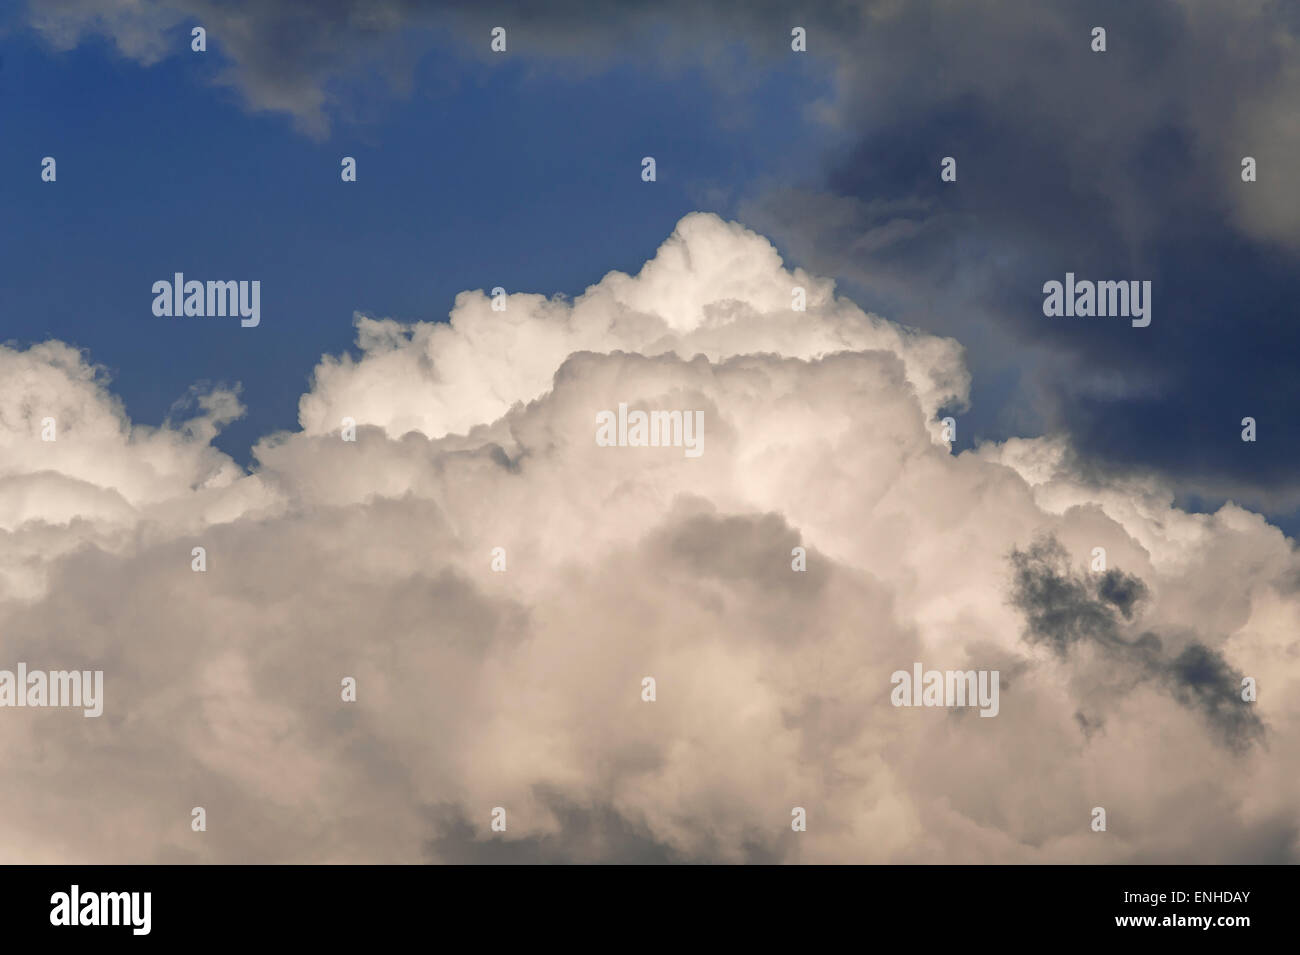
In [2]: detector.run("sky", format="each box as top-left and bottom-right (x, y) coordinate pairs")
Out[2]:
(1, 11), (833, 466)
(0, 0), (1297, 864)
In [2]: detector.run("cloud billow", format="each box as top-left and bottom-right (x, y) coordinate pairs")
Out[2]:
(0, 213), (1295, 863)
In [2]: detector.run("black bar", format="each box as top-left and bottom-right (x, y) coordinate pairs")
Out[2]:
(2, 864), (1288, 942)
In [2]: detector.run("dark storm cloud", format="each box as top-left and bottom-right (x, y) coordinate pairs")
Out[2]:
(1009, 536), (1264, 750)
(737, 1), (1300, 513)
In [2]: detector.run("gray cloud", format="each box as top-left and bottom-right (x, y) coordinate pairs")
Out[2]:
(1009, 535), (1264, 751)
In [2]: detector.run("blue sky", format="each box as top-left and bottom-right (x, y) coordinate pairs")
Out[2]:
(1, 24), (832, 463)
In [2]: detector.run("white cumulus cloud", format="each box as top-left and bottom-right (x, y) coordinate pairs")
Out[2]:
(0, 213), (1296, 863)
